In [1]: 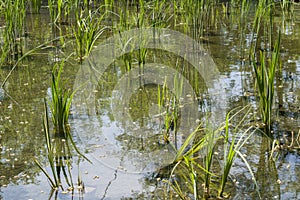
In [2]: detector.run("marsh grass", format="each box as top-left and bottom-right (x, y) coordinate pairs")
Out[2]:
(1, 0), (26, 65)
(50, 61), (73, 136)
(252, 34), (281, 134)
(158, 78), (171, 143)
(163, 106), (260, 199)
(218, 106), (259, 198)
(35, 99), (86, 193)
(48, 0), (68, 24)
(118, 31), (134, 72)
(35, 60), (90, 191)
(248, 0), (286, 135)
(203, 123), (215, 196)
(0, 0), (294, 198)
(165, 124), (218, 199)
(35, 100), (61, 190)
(232, 0), (251, 61)
(250, 0), (269, 56)
(175, 0), (218, 39)
(48, 0), (56, 23)
(31, 0), (42, 13)
(49, 60), (90, 162)
(156, 75), (182, 145)
(73, 9), (107, 63)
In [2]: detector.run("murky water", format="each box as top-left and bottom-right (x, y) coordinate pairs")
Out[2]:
(0, 2), (300, 200)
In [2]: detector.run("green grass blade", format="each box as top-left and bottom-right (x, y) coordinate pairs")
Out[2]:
(34, 158), (58, 189)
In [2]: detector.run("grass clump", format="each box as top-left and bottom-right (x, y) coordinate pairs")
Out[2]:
(0, 0), (26, 65)
(252, 34), (281, 134)
(163, 106), (260, 199)
(35, 60), (90, 193)
(73, 9), (107, 63)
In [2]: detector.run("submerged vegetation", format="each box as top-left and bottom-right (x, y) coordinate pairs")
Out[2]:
(0, 0), (299, 199)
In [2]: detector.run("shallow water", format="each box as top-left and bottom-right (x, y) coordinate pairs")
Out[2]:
(0, 2), (300, 200)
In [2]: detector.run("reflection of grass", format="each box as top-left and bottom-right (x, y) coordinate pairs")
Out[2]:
(164, 106), (260, 199)
(35, 100), (62, 190)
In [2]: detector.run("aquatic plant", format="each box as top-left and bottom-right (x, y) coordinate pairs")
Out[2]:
(73, 9), (106, 63)
(218, 106), (257, 198)
(104, 0), (114, 13)
(31, 0), (42, 13)
(117, 32), (135, 72)
(35, 99), (86, 193)
(250, 0), (268, 55)
(48, 60), (89, 162)
(0, 0), (26, 65)
(203, 123), (215, 197)
(248, 0), (284, 134)
(164, 106), (260, 199)
(157, 77), (181, 145)
(158, 79), (169, 143)
(165, 123), (218, 199)
(174, 0), (218, 39)
(227, 0), (250, 61)
(49, 60), (72, 136)
(35, 60), (90, 191)
(252, 34), (281, 134)
(164, 124), (207, 199)
(48, 0), (66, 24)
(35, 100), (61, 190)
(151, 0), (172, 29)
